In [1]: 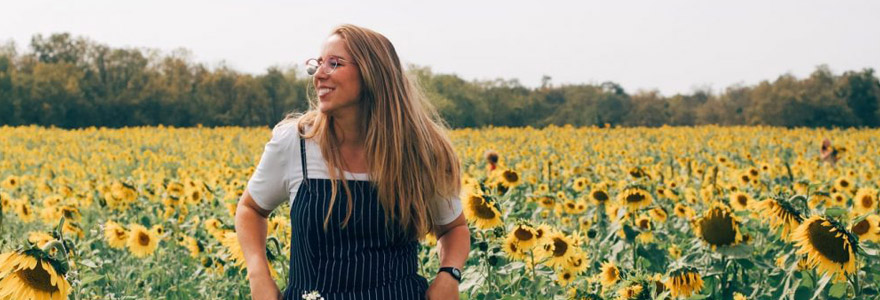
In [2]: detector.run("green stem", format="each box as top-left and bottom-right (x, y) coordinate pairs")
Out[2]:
(530, 249), (537, 300)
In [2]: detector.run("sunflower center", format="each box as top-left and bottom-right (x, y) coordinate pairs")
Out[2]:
(115, 229), (126, 239)
(138, 232), (151, 246)
(626, 192), (645, 203)
(639, 219), (650, 229)
(840, 180), (849, 188)
(861, 196), (874, 208)
(737, 195), (748, 206)
(806, 220), (850, 264)
(699, 209), (737, 246)
(17, 263), (59, 293)
(472, 200), (497, 219)
(514, 227), (534, 241)
(852, 219), (870, 235)
(552, 238), (568, 257)
(593, 191), (608, 202)
(503, 171), (519, 183)
(563, 273), (571, 280)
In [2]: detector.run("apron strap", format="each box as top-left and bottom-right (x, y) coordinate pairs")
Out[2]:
(299, 134), (309, 183)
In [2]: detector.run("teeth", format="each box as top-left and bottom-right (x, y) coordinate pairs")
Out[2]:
(318, 88), (333, 96)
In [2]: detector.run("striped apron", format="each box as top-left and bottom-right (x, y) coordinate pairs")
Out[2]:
(282, 137), (428, 300)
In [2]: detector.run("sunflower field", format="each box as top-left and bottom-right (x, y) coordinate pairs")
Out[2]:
(1, 125), (880, 300)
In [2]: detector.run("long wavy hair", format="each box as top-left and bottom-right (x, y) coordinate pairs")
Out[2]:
(279, 24), (460, 240)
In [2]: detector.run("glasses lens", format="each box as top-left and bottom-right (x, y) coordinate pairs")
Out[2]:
(306, 59), (319, 75)
(325, 57), (340, 74)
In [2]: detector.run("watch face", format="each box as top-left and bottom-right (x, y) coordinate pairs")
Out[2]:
(452, 269), (461, 277)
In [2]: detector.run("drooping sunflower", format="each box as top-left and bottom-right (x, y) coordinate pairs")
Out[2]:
(599, 261), (621, 288)
(853, 188), (878, 216)
(127, 224), (159, 258)
(792, 216), (858, 281)
(693, 203), (743, 250)
(463, 194), (503, 229)
(0, 249), (71, 300)
(617, 187), (653, 210)
(728, 191), (752, 211)
(665, 267), (704, 298)
(851, 214), (880, 243)
(753, 197), (803, 241)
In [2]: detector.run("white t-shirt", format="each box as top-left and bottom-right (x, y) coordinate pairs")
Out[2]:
(246, 121), (463, 226)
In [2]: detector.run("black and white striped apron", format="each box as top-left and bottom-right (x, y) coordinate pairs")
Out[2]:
(282, 137), (428, 300)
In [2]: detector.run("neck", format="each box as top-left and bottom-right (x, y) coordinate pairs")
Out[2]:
(330, 107), (365, 148)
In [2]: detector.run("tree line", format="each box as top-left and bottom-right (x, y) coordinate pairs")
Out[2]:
(1, 33), (878, 128)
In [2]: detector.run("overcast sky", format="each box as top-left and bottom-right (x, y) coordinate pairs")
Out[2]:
(3, 0), (879, 96)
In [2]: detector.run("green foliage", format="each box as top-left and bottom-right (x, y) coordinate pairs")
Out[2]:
(2, 33), (880, 128)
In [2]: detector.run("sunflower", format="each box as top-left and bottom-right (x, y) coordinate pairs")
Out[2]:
(541, 231), (575, 268)
(0, 249), (71, 300)
(617, 187), (653, 210)
(728, 191), (752, 211)
(556, 269), (575, 286)
(27, 232), (55, 249)
(14, 200), (36, 223)
(828, 192), (847, 207)
(649, 207), (668, 223)
(853, 188), (878, 216)
(103, 220), (128, 249)
(177, 235), (203, 258)
(502, 237), (528, 261)
(792, 216), (858, 282)
(693, 204), (743, 250)
(666, 267), (704, 298)
(590, 189), (610, 205)
(499, 169), (521, 187)
(833, 177), (854, 194)
(463, 194), (503, 229)
(616, 284), (644, 300)
(508, 224), (539, 250)
(1, 175), (20, 190)
(851, 215), (880, 243)
(673, 203), (695, 219)
(734, 292), (747, 300)
(573, 177), (589, 192)
(810, 192), (831, 209)
(599, 261), (621, 288)
(566, 250), (589, 274)
(536, 184), (550, 194)
(753, 198), (803, 241)
(127, 224), (159, 257)
(668, 245), (682, 260)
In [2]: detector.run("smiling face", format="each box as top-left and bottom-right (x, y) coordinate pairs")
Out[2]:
(313, 34), (363, 117)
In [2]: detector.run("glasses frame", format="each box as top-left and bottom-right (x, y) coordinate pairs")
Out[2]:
(305, 56), (356, 76)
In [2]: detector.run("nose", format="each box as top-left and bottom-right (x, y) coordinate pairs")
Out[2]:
(314, 64), (330, 80)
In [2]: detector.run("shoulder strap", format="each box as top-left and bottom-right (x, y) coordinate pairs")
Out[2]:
(299, 132), (309, 182)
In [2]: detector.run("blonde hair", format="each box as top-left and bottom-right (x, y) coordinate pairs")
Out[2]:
(280, 24), (460, 240)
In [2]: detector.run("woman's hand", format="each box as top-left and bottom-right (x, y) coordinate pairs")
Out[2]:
(426, 272), (460, 300)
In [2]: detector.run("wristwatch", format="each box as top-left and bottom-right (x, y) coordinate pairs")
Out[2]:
(438, 267), (462, 282)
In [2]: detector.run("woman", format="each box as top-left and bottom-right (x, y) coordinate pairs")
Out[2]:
(820, 138), (839, 166)
(235, 24), (469, 300)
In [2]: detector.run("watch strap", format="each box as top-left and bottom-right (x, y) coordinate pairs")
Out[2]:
(438, 267), (462, 282)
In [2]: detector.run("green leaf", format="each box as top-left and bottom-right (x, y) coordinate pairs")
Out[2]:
(798, 271), (814, 289)
(828, 282), (847, 298)
(794, 286), (812, 300)
(825, 207), (847, 217)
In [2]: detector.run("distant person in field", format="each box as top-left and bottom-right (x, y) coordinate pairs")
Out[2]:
(234, 24), (469, 300)
(820, 138), (839, 166)
(485, 150), (499, 173)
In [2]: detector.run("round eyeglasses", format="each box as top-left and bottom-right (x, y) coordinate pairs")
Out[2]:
(305, 57), (355, 75)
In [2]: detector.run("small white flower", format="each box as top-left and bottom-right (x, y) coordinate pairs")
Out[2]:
(302, 290), (324, 300)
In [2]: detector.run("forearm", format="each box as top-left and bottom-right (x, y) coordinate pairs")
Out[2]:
(234, 203), (273, 281)
(437, 225), (470, 269)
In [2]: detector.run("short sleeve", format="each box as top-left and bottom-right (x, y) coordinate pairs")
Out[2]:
(246, 122), (298, 211)
(430, 194), (463, 226)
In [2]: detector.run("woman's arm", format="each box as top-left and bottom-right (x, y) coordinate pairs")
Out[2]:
(426, 213), (470, 300)
(235, 189), (280, 300)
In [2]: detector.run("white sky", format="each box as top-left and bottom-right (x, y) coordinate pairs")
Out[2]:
(3, 0), (879, 96)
